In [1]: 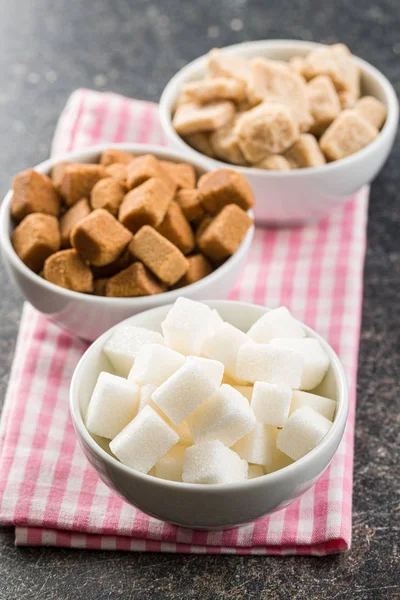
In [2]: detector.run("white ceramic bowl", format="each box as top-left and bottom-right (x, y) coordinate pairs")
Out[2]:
(0, 143), (254, 341)
(70, 300), (349, 529)
(160, 40), (399, 226)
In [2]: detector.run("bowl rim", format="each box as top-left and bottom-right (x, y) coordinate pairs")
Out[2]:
(70, 299), (349, 492)
(159, 38), (399, 177)
(0, 142), (254, 306)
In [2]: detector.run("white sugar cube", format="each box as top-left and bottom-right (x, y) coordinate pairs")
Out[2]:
(270, 338), (329, 390)
(290, 390), (336, 421)
(137, 385), (193, 444)
(86, 372), (139, 439)
(128, 344), (185, 386)
(187, 384), (256, 446)
(251, 381), (292, 427)
(233, 385), (253, 402)
(248, 464), (265, 478)
(138, 384), (158, 411)
(186, 356), (224, 387)
(109, 405), (179, 473)
(155, 444), (187, 482)
(103, 325), (164, 377)
(161, 297), (215, 356)
(202, 323), (251, 379)
(232, 424), (277, 466)
(182, 440), (248, 484)
(277, 406), (332, 461)
(236, 343), (303, 388)
(247, 306), (306, 343)
(265, 448), (294, 473)
(152, 362), (217, 424)
(209, 308), (225, 331)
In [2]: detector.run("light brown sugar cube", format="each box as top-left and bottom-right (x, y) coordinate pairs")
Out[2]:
(172, 101), (235, 136)
(183, 132), (215, 157)
(182, 77), (246, 104)
(91, 177), (126, 216)
(207, 48), (250, 84)
(175, 188), (205, 222)
(235, 103), (299, 163)
(100, 148), (133, 166)
(43, 249), (93, 293)
(256, 155), (291, 170)
(174, 254), (213, 288)
(307, 75), (341, 136)
(60, 198), (91, 248)
(12, 213), (61, 272)
(50, 161), (72, 189)
(319, 110), (378, 161)
(91, 248), (133, 278)
(93, 278), (109, 296)
(355, 96), (387, 130)
(71, 208), (132, 267)
(11, 169), (61, 222)
(195, 215), (213, 242)
(156, 202), (195, 255)
(198, 168), (255, 214)
(105, 262), (166, 297)
(159, 160), (196, 189)
(126, 154), (175, 193)
(285, 134), (326, 168)
(210, 120), (247, 165)
(338, 90), (357, 110)
(129, 226), (188, 286)
(105, 163), (128, 184)
(197, 204), (253, 261)
(60, 164), (106, 207)
(119, 177), (174, 234)
(288, 56), (306, 76)
(302, 43), (360, 98)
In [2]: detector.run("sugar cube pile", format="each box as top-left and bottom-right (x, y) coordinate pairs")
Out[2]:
(85, 299), (335, 484)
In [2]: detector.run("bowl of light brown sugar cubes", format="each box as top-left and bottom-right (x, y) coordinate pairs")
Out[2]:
(0, 144), (254, 341)
(160, 40), (398, 225)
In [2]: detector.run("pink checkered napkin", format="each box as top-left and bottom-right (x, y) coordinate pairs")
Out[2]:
(0, 89), (368, 555)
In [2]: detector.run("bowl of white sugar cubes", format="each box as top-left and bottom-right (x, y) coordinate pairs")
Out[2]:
(70, 298), (348, 529)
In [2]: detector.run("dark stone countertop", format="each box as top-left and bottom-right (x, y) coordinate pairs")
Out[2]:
(0, 1), (399, 598)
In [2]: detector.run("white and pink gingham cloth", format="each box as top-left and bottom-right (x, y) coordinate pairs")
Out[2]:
(0, 89), (368, 555)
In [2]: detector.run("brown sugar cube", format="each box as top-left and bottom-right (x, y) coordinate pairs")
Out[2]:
(302, 43), (360, 98)
(156, 202), (195, 255)
(175, 188), (204, 222)
(60, 198), (91, 248)
(172, 101), (236, 136)
(207, 49), (249, 84)
(288, 56), (306, 76)
(307, 75), (341, 136)
(105, 262), (166, 297)
(235, 103), (299, 163)
(181, 77), (246, 104)
(91, 248), (133, 278)
(93, 278), (109, 296)
(127, 154), (176, 195)
(338, 90), (356, 110)
(195, 215), (213, 243)
(100, 148), (133, 166)
(129, 226), (188, 286)
(174, 254), (213, 288)
(71, 208), (132, 267)
(197, 204), (253, 261)
(12, 213), (61, 273)
(285, 134), (326, 168)
(355, 96), (387, 130)
(60, 164), (106, 207)
(210, 120), (247, 166)
(11, 169), (61, 222)
(159, 160), (196, 189)
(183, 133), (215, 158)
(119, 177), (174, 234)
(50, 161), (72, 189)
(43, 249), (93, 293)
(198, 168), (255, 214)
(256, 155), (291, 170)
(91, 177), (126, 216)
(319, 110), (378, 161)
(105, 163), (128, 185)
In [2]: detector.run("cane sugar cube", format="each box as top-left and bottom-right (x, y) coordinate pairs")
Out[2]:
(319, 110), (378, 161)
(290, 390), (336, 421)
(156, 201), (195, 255)
(236, 343), (303, 388)
(44, 249), (93, 293)
(60, 198), (91, 248)
(266, 448), (294, 473)
(251, 381), (293, 427)
(11, 169), (61, 222)
(207, 49), (250, 84)
(256, 155), (291, 171)
(128, 344), (185, 386)
(103, 325), (165, 377)
(86, 372), (139, 439)
(152, 362), (217, 424)
(197, 204), (253, 261)
(110, 405), (179, 473)
(105, 163), (128, 184)
(270, 338), (329, 391)
(182, 77), (246, 104)
(173, 101), (236, 136)
(184, 132), (215, 158)
(210, 120), (247, 166)
(175, 189), (205, 223)
(159, 160), (196, 190)
(247, 307), (306, 344)
(187, 384), (256, 446)
(91, 177), (126, 217)
(119, 178), (174, 234)
(202, 322), (251, 379)
(174, 254), (212, 288)
(100, 148), (133, 166)
(12, 213), (61, 273)
(105, 262), (166, 297)
(248, 464), (265, 478)
(126, 154), (175, 193)
(182, 440), (248, 484)
(60, 164), (106, 207)
(233, 385), (253, 402)
(307, 75), (341, 136)
(185, 356), (224, 387)
(161, 297), (216, 355)
(232, 423), (277, 466)
(285, 134), (326, 168)
(155, 444), (187, 482)
(302, 43), (360, 97)
(198, 168), (255, 214)
(355, 96), (387, 130)
(277, 406), (332, 461)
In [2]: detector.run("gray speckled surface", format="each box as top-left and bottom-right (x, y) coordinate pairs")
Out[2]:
(0, 1), (399, 598)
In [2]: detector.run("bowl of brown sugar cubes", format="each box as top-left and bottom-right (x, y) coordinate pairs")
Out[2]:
(70, 298), (349, 529)
(160, 40), (398, 225)
(0, 144), (254, 341)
